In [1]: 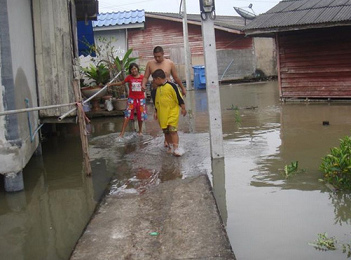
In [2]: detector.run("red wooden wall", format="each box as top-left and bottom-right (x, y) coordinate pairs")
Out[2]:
(278, 26), (351, 99)
(127, 18), (252, 61)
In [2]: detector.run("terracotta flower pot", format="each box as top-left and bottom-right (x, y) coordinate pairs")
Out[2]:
(81, 86), (108, 111)
(112, 98), (128, 111)
(81, 86), (108, 99)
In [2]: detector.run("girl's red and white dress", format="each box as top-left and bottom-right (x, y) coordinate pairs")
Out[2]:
(123, 74), (147, 121)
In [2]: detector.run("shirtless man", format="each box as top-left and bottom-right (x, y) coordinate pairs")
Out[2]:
(142, 46), (187, 98)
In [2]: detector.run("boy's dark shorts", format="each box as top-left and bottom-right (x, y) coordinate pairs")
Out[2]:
(162, 125), (177, 134)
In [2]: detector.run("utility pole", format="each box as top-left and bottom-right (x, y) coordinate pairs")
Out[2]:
(199, 0), (224, 159)
(182, 0), (192, 90)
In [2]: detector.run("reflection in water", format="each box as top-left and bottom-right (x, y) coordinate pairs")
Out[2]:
(329, 193), (351, 226)
(0, 132), (98, 260)
(0, 122), (119, 260)
(211, 158), (227, 226)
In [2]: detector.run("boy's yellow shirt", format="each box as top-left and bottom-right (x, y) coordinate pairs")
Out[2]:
(155, 82), (183, 129)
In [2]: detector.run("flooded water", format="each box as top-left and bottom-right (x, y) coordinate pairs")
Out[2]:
(1, 80), (351, 259)
(216, 82), (351, 260)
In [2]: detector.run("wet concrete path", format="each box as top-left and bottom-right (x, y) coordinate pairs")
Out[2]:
(70, 175), (234, 260)
(71, 124), (235, 259)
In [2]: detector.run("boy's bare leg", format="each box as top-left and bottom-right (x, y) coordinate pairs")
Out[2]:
(170, 132), (179, 149)
(165, 132), (173, 153)
(170, 131), (180, 155)
(119, 118), (130, 137)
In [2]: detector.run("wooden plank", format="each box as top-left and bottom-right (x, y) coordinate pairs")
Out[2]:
(282, 76), (351, 83)
(281, 53), (351, 64)
(34, 0), (75, 117)
(40, 0), (58, 112)
(32, 0), (46, 104)
(276, 34), (282, 98)
(280, 67), (351, 74)
(281, 49), (351, 60)
(282, 83), (351, 89)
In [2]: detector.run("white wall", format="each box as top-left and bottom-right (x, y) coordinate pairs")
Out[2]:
(94, 30), (127, 61)
(0, 0), (39, 174)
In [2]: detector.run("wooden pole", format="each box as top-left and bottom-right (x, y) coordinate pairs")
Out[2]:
(182, 0), (192, 91)
(72, 79), (92, 176)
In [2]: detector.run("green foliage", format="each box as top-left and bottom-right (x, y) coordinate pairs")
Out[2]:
(309, 232), (351, 257)
(83, 36), (139, 79)
(285, 161), (298, 176)
(309, 233), (337, 251)
(320, 135), (351, 190)
(81, 63), (110, 86)
(80, 36), (140, 97)
(229, 104), (241, 127)
(281, 161), (304, 179)
(111, 48), (139, 81)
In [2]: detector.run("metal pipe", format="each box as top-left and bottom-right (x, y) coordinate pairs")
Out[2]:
(0, 72), (122, 119)
(25, 98), (33, 141)
(24, 98), (45, 142)
(58, 72), (122, 121)
(31, 123), (44, 142)
(220, 59), (234, 81)
(0, 102), (76, 116)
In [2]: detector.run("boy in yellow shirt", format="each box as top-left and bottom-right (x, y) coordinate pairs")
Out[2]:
(152, 69), (187, 156)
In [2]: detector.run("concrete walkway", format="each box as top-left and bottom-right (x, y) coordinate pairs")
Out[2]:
(70, 175), (236, 260)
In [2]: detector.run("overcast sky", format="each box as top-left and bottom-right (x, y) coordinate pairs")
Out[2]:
(98, 0), (281, 16)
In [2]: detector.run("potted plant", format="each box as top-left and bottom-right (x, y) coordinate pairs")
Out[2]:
(79, 37), (140, 111)
(109, 48), (139, 110)
(80, 62), (111, 111)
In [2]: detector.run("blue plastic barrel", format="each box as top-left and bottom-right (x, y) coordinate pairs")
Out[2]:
(193, 65), (206, 89)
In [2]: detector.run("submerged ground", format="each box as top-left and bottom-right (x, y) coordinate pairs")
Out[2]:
(1, 80), (351, 259)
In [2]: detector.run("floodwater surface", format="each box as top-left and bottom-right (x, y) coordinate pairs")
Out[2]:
(1, 81), (351, 260)
(216, 82), (351, 260)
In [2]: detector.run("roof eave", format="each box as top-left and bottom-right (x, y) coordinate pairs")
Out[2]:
(145, 13), (243, 34)
(245, 22), (351, 37)
(94, 23), (145, 31)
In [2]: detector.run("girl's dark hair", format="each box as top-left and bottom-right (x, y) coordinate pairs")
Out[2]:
(128, 63), (139, 74)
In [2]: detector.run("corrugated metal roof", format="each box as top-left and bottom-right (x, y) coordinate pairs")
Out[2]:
(145, 12), (246, 32)
(244, 0), (351, 35)
(93, 10), (145, 27)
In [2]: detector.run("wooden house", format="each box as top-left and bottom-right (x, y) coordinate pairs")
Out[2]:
(0, 0), (97, 191)
(92, 11), (276, 82)
(244, 0), (351, 100)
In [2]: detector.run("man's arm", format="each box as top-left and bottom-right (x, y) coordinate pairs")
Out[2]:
(180, 104), (187, 116)
(170, 62), (187, 96)
(142, 62), (151, 90)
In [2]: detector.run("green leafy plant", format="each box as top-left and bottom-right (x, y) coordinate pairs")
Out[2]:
(309, 232), (351, 257)
(320, 135), (351, 190)
(81, 63), (110, 87)
(309, 233), (337, 251)
(281, 161), (304, 179)
(108, 48), (139, 98)
(111, 48), (139, 80)
(228, 104), (241, 127)
(80, 37), (140, 98)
